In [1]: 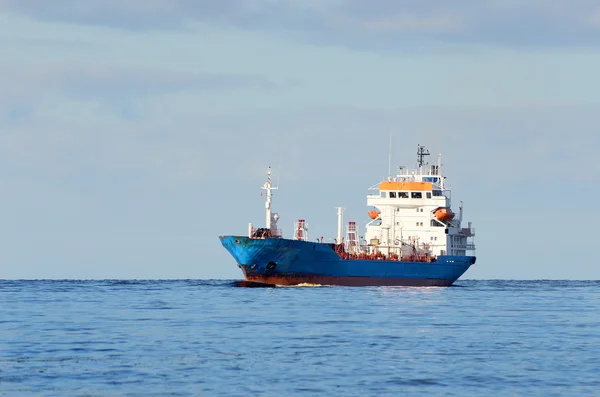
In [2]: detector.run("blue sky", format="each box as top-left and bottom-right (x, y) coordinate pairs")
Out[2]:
(1, 1), (599, 279)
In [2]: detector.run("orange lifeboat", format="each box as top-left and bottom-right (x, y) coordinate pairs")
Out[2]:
(368, 210), (381, 220)
(435, 207), (455, 222)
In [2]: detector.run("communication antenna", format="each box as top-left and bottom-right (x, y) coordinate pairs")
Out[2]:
(388, 131), (393, 177)
(417, 144), (430, 168)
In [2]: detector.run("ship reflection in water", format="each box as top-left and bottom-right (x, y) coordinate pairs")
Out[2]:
(230, 280), (276, 288)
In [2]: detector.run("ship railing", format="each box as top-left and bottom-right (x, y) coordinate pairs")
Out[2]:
(453, 243), (476, 250)
(334, 243), (437, 262)
(459, 228), (475, 236)
(335, 248), (438, 262)
(271, 228), (283, 238)
(395, 168), (440, 177)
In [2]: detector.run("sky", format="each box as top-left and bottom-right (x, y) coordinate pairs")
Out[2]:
(1, 1), (599, 280)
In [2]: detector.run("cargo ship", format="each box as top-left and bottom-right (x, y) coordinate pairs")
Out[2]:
(220, 145), (476, 286)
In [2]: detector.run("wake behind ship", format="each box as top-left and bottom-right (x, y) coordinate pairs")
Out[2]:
(220, 145), (476, 286)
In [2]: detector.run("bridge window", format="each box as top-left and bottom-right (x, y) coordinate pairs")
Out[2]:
(398, 192), (409, 198)
(426, 192), (432, 199)
(411, 192), (422, 199)
(389, 192), (396, 198)
(381, 191), (386, 198)
(433, 190), (443, 196)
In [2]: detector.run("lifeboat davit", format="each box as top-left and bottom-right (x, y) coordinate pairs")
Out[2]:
(368, 210), (381, 220)
(435, 207), (455, 222)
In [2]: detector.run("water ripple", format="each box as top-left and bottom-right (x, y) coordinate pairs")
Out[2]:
(1, 279), (599, 396)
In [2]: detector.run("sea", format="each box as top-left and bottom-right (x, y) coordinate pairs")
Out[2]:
(1, 280), (599, 396)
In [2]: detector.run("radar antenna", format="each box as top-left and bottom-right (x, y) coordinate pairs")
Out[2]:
(417, 144), (430, 168)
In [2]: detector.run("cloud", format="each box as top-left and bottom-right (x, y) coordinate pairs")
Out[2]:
(590, 8), (600, 28)
(47, 65), (271, 98)
(361, 13), (460, 33)
(0, 117), (211, 184)
(1, 63), (270, 97)
(0, 0), (189, 30)
(0, 63), (271, 120)
(2, 1), (600, 49)
(6, 103), (596, 192)
(0, 37), (93, 48)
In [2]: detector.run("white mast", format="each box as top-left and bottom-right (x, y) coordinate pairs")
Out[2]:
(336, 207), (344, 244)
(261, 167), (278, 230)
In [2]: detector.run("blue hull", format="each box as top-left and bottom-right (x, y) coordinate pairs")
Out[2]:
(219, 236), (475, 287)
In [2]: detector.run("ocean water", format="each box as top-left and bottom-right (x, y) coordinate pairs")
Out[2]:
(1, 280), (599, 396)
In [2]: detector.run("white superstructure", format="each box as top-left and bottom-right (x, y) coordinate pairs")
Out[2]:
(361, 145), (475, 259)
(247, 148), (475, 261)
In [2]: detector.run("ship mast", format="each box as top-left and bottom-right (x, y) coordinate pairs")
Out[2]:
(417, 144), (430, 171)
(261, 167), (278, 230)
